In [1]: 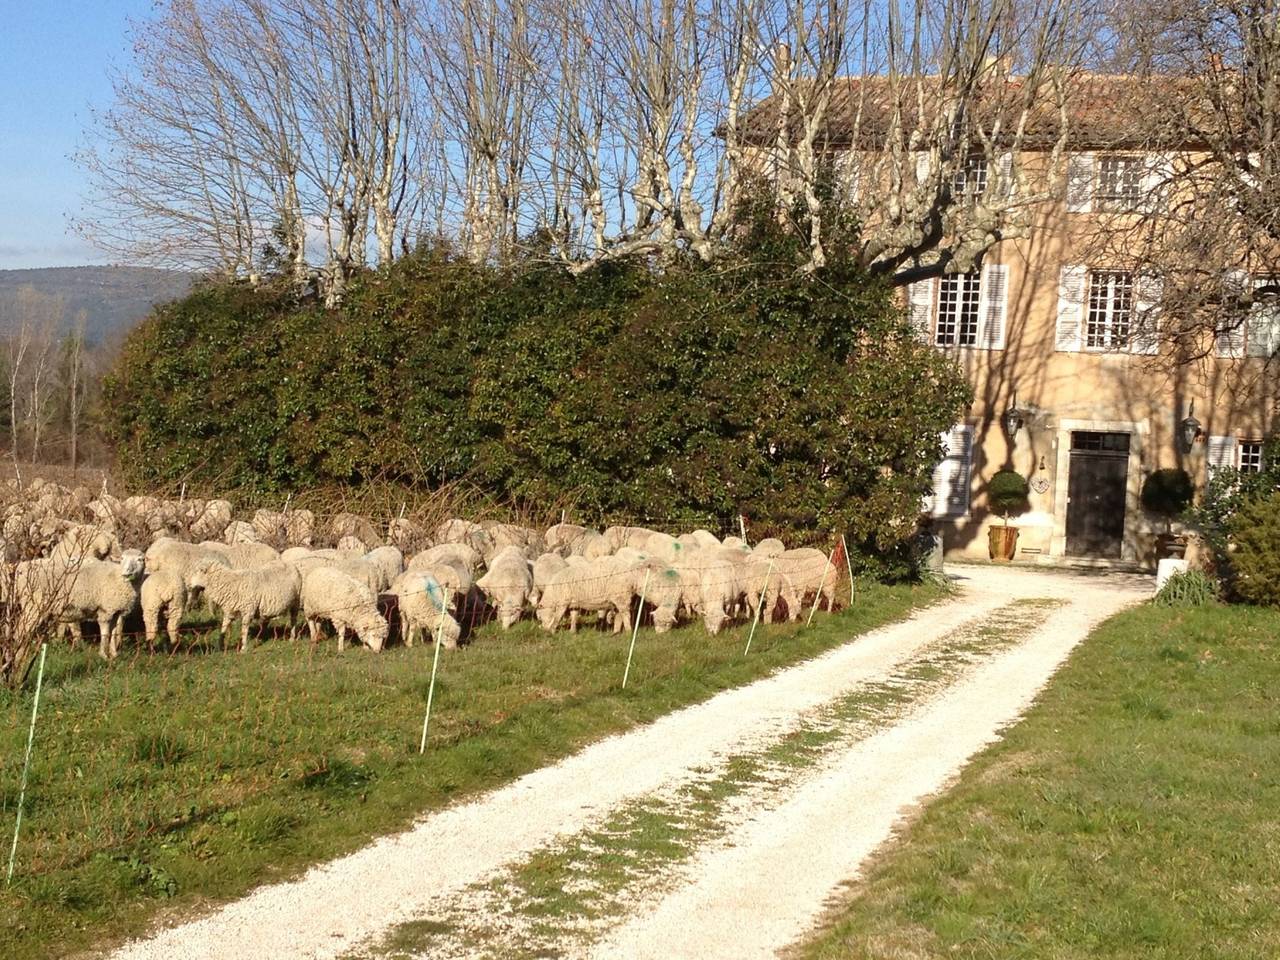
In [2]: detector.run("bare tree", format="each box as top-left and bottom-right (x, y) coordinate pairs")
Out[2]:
(77, 0), (1094, 289)
(0, 287), (64, 467)
(1084, 0), (1280, 368)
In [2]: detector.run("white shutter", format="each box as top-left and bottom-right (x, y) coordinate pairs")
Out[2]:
(1217, 322), (1247, 358)
(1131, 274), (1163, 355)
(977, 263), (1008, 349)
(1056, 265), (1087, 351)
(1246, 275), (1280, 358)
(1217, 269), (1248, 357)
(1206, 435), (1238, 477)
(907, 278), (935, 343)
(915, 151), (933, 185)
(997, 151), (1015, 198)
(835, 150), (860, 200)
(930, 425), (974, 518)
(1066, 153), (1095, 212)
(1141, 152), (1175, 214)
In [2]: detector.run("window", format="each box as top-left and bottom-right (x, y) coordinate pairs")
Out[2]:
(936, 270), (981, 347)
(952, 155), (988, 200)
(1247, 283), (1280, 357)
(1216, 277), (1280, 357)
(1096, 156), (1142, 211)
(1071, 431), (1131, 454)
(1086, 271), (1133, 350)
(1239, 440), (1265, 473)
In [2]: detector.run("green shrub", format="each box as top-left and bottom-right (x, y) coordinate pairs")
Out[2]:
(988, 469), (1030, 520)
(1141, 468), (1194, 530)
(1186, 441), (1280, 587)
(1152, 569), (1220, 607)
(104, 197), (971, 577)
(1227, 490), (1280, 605)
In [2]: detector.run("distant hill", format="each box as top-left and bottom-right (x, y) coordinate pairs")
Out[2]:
(0, 266), (194, 345)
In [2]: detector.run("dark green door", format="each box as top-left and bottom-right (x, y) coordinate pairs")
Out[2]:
(1065, 431), (1130, 558)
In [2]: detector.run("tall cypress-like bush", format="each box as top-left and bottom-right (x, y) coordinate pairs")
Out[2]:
(106, 205), (971, 575)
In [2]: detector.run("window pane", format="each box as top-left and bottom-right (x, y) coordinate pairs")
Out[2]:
(936, 270), (981, 346)
(1086, 270), (1133, 350)
(1240, 441), (1264, 473)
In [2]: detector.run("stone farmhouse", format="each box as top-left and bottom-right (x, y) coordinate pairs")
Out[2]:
(740, 73), (1277, 567)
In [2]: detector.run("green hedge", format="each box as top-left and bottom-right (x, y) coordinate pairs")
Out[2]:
(105, 210), (971, 574)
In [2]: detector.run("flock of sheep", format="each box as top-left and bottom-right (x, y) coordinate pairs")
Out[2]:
(0, 479), (843, 660)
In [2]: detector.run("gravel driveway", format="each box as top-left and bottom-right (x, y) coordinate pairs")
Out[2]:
(107, 563), (1149, 960)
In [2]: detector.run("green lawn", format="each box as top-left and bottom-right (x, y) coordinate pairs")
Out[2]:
(0, 582), (941, 959)
(796, 601), (1280, 960)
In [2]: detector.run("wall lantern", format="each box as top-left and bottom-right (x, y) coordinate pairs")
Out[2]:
(1002, 395), (1025, 440)
(1180, 402), (1202, 453)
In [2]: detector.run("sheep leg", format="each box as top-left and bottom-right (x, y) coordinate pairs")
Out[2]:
(166, 605), (183, 649)
(110, 616), (124, 659)
(307, 617), (321, 645)
(144, 607), (159, 651)
(97, 616), (113, 660)
(569, 608), (579, 634)
(337, 625), (347, 652)
(67, 621), (82, 651)
(219, 613), (232, 650)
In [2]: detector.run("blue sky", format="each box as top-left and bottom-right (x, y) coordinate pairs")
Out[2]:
(0, 0), (155, 270)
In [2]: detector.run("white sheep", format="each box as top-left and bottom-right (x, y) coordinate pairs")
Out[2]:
(364, 545), (405, 591)
(530, 552), (568, 607)
(336, 535), (369, 555)
(698, 559), (738, 635)
(187, 498), (233, 541)
(741, 555), (800, 624)
(545, 522), (588, 552)
(536, 556), (637, 634)
(49, 524), (119, 564)
(140, 568), (188, 650)
(411, 559), (473, 615)
(772, 547), (840, 616)
(188, 560), (302, 652)
(751, 537), (786, 558)
(145, 538), (231, 595)
(48, 551), (145, 660)
(434, 518), (493, 558)
(252, 508), (315, 547)
(633, 558), (683, 633)
(301, 566), (388, 652)
(326, 512), (384, 548)
(689, 529), (721, 550)
(408, 542), (482, 576)
(223, 520), (261, 544)
(387, 571), (461, 649)
(386, 516), (429, 553)
(476, 545), (533, 629)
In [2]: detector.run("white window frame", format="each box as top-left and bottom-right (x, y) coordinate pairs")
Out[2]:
(952, 155), (989, 201)
(1096, 155), (1142, 211)
(1085, 270), (1134, 351)
(936, 270), (982, 347)
(1239, 439), (1265, 473)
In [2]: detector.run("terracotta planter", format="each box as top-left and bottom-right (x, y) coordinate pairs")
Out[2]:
(988, 524), (1019, 562)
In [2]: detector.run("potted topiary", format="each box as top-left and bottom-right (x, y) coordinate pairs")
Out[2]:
(987, 469), (1030, 562)
(1142, 467), (1194, 559)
